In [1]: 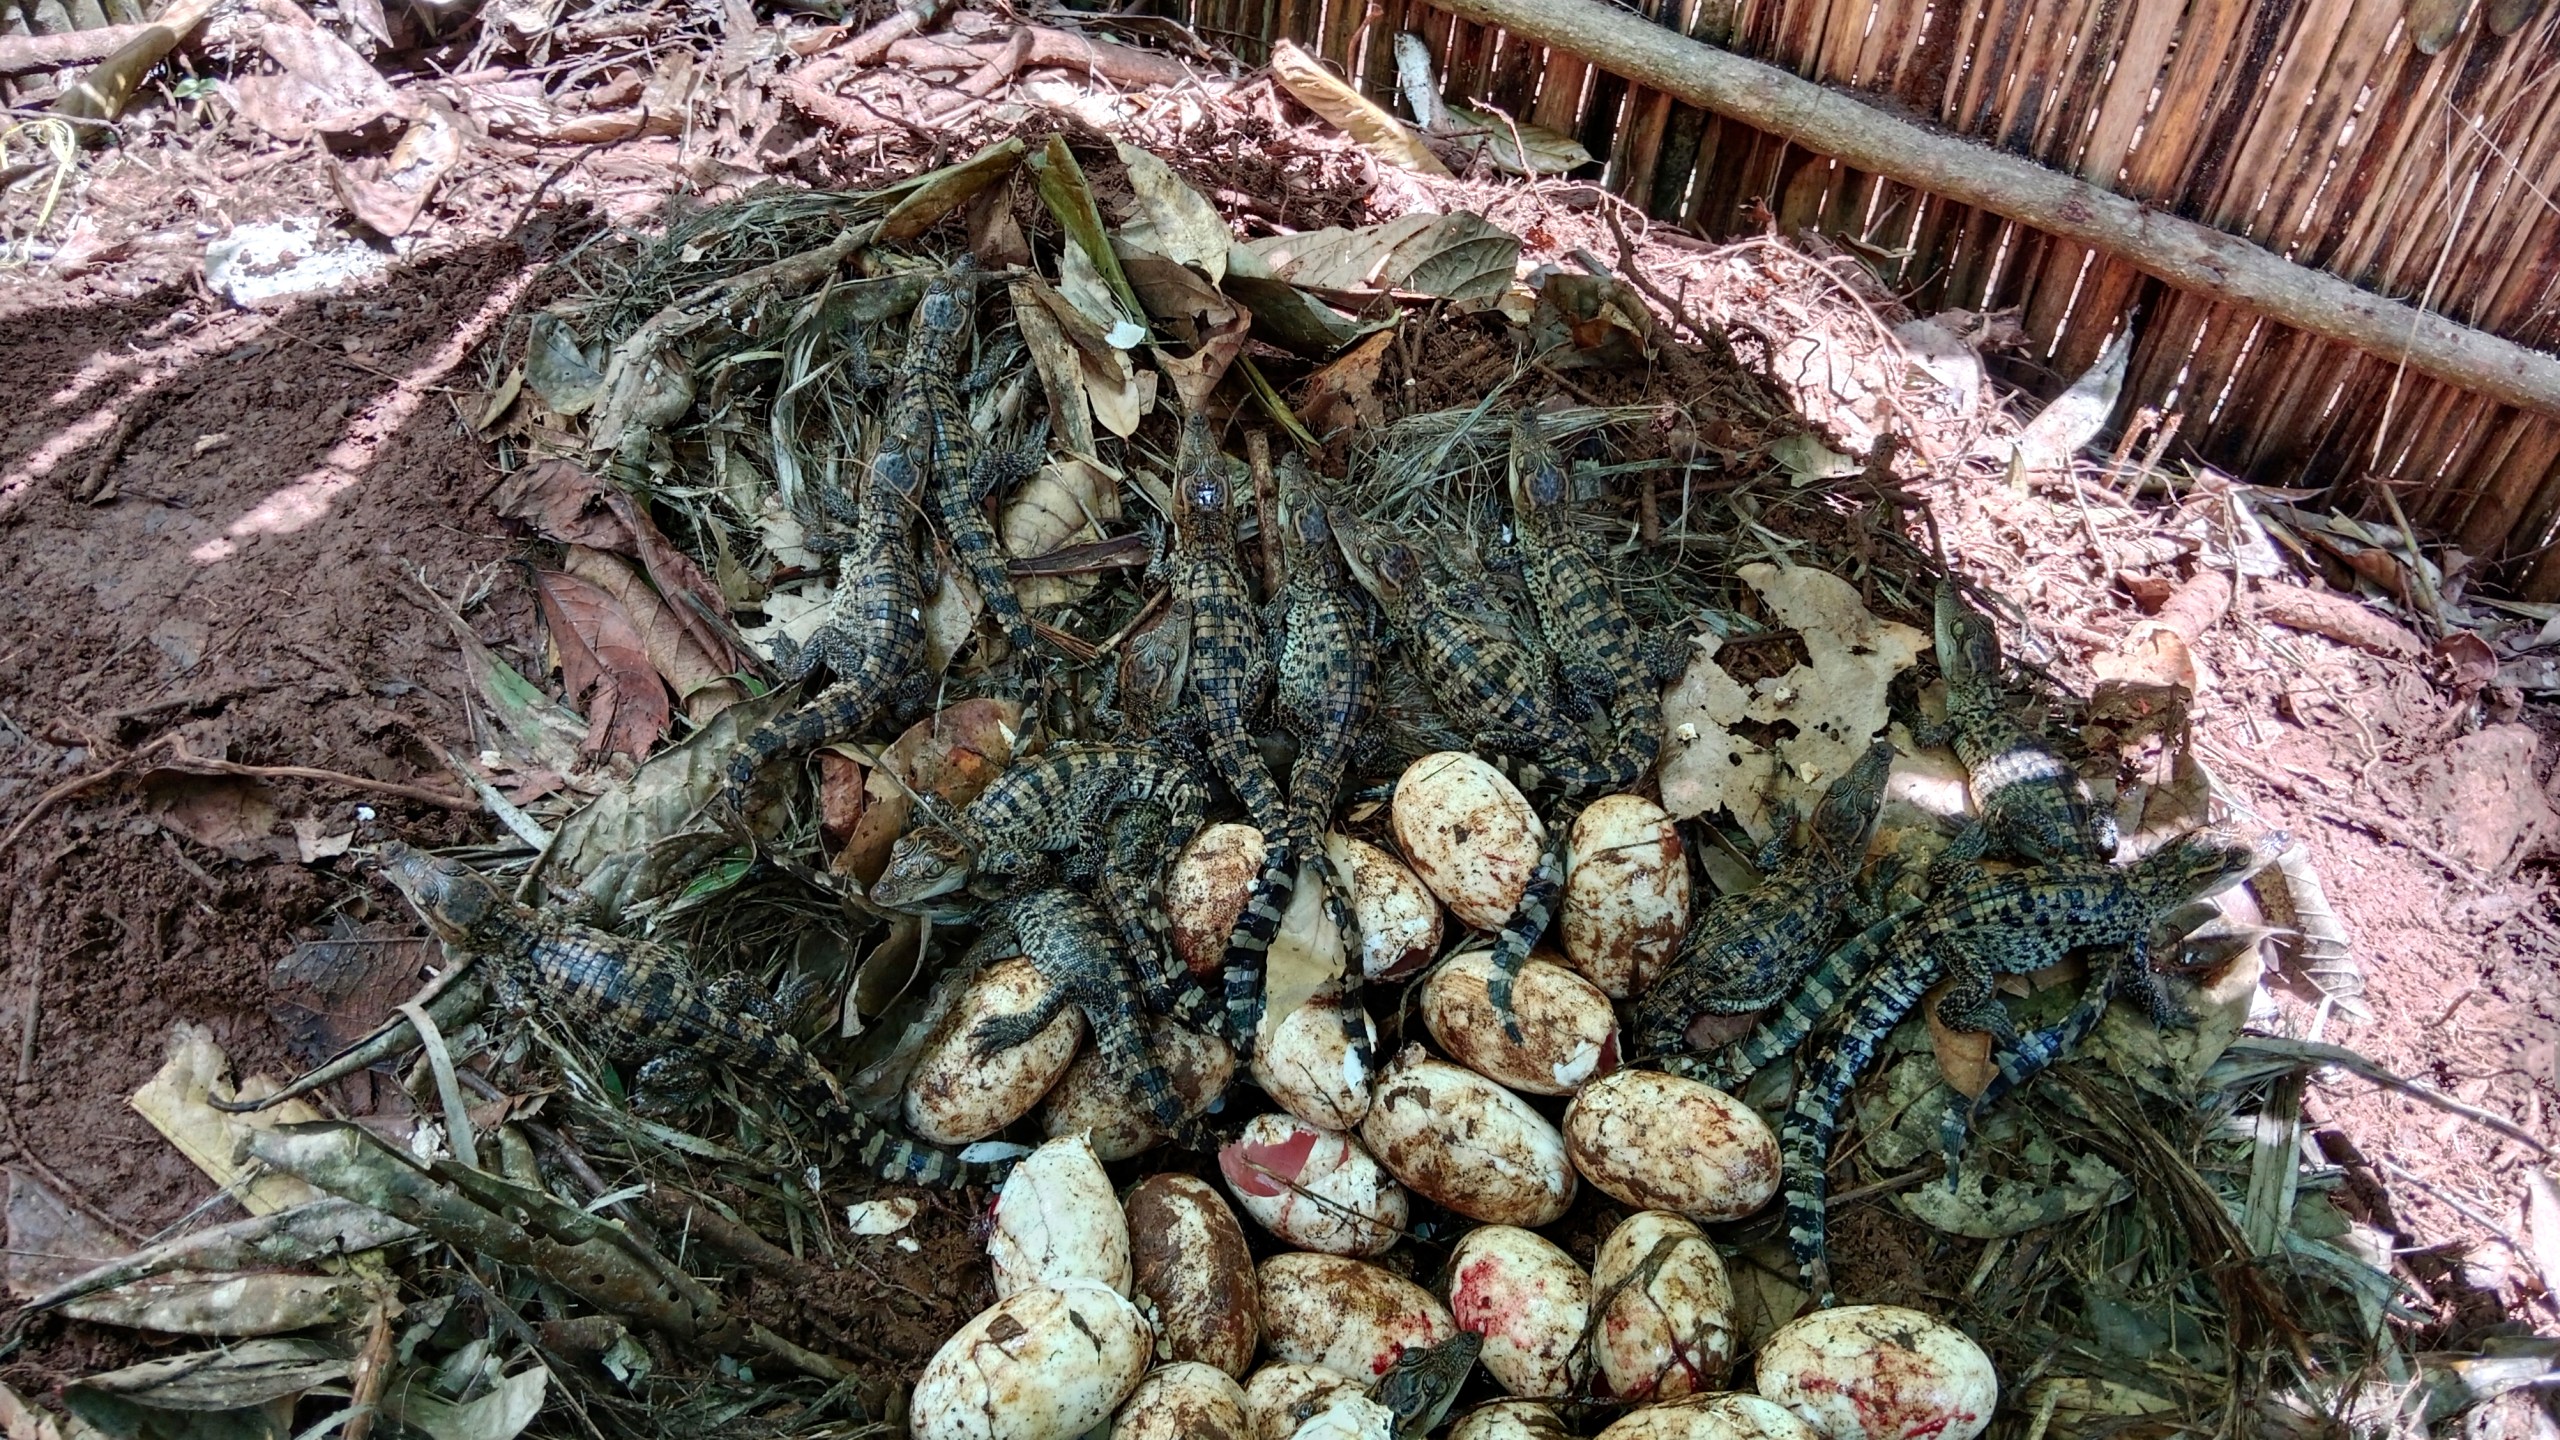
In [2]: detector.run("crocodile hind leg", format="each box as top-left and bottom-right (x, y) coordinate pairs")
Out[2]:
(969, 979), (1073, 1056)
(630, 1054), (710, 1115)
(941, 427), (1048, 655)
(1940, 938), (2139, 1169)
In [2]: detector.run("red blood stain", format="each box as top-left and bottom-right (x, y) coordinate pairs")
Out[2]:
(1450, 1255), (1529, 1339)
(1597, 1028), (1620, 1074)
(1218, 1127), (1316, 1198)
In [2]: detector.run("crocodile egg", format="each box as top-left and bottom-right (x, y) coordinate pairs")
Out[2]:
(1560, 794), (1691, 998)
(1326, 832), (1443, 980)
(1593, 1394), (1822, 1440)
(903, 956), (1083, 1144)
(1562, 1069), (1779, 1222)
(1167, 822), (1268, 978)
(910, 1281), (1153, 1440)
(1448, 1225), (1591, 1398)
(1391, 752), (1547, 931)
(1219, 1112), (1408, 1256)
(1252, 985), (1378, 1128)
(1113, 1362), (1250, 1440)
(1358, 1047), (1575, 1227)
(988, 1133), (1128, 1298)
(1257, 1253), (1456, 1381)
(1420, 949), (1619, 1096)
(1755, 1304), (1998, 1440)
(1449, 1401), (1574, 1440)
(1244, 1365), (1366, 1440)
(1038, 1015), (1233, 1159)
(1127, 1173), (1260, 1376)
(1590, 1210), (1735, 1399)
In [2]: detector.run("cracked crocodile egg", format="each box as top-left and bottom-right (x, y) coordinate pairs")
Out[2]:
(1257, 1252), (1457, 1382)
(1244, 1364), (1365, 1440)
(1450, 1401), (1574, 1440)
(1562, 1069), (1779, 1223)
(1112, 1362), (1250, 1440)
(1594, 1394), (1822, 1440)
(1326, 832), (1443, 980)
(1218, 1112), (1408, 1257)
(1358, 1047), (1575, 1227)
(1167, 822), (1267, 979)
(911, 1280), (1153, 1440)
(1420, 949), (1619, 1096)
(903, 956), (1083, 1145)
(1590, 1210), (1735, 1400)
(1391, 752), (1546, 931)
(1449, 1225), (1591, 1398)
(1754, 1304), (1998, 1440)
(988, 1133), (1128, 1299)
(1252, 985), (1378, 1128)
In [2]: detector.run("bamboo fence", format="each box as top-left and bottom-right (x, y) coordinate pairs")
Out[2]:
(1181, 0), (2560, 598)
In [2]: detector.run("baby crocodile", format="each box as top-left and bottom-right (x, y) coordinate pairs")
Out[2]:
(378, 844), (1000, 1188)
(1372, 1330), (1481, 1437)
(967, 887), (1209, 1146)
(1633, 738), (1894, 1055)
(1916, 580), (2117, 877)
(1780, 829), (2272, 1301)
(870, 742), (1217, 1027)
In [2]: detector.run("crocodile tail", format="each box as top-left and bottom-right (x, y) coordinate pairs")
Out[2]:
(1484, 840), (1566, 1045)
(850, 1114), (1009, 1188)
(1307, 846), (1376, 1082)
(1780, 950), (1940, 1304)
(1220, 841), (1295, 1059)
(721, 673), (892, 812)
(1665, 909), (1903, 1090)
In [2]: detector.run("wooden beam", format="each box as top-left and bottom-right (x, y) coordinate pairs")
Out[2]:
(1433, 0), (2560, 419)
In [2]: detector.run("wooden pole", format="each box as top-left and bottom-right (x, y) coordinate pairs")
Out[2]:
(1433, 0), (2560, 419)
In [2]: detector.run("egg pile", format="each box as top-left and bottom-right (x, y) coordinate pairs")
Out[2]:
(908, 751), (1997, 1440)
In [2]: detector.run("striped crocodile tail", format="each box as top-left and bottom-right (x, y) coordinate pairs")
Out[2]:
(1779, 946), (1943, 1305)
(1220, 839), (1297, 1059)
(1483, 841), (1567, 1045)
(851, 1117), (1009, 1189)
(1307, 846), (1377, 1083)
(1941, 960), (2114, 1173)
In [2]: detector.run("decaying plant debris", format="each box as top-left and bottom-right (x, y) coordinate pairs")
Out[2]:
(3, 11), (2558, 1440)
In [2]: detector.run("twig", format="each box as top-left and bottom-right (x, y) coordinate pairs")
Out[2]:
(154, 745), (476, 812)
(1245, 430), (1282, 598)
(0, 738), (165, 864)
(2374, 1155), (2540, 1262)
(76, 401), (147, 504)
(2204, 743), (2489, 890)
(922, 24), (1032, 117)
(2227, 1036), (2548, 1154)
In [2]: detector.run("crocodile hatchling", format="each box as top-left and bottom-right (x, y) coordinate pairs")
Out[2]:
(964, 886), (1209, 1146)
(1372, 1330), (1481, 1438)
(868, 742), (1220, 1028)
(378, 843), (1001, 1188)
(716, 267), (962, 820)
(1779, 829), (2275, 1301)
(1632, 737), (1895, 1056)
(1159, 414), (1291, 1055)
(1915, 577), (2118, 877)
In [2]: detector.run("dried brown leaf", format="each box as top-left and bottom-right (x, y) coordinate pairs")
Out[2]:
(488, 458), (626, 549)
(562, 546), (740, 721)
(229, 0), (405, 141)
(534, 569), (670, 761)
(1268, 38), (1449, 176)
(1296, 329), (1394, 439)
(326, 96), (462, 237)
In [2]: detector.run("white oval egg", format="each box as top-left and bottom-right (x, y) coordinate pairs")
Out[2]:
(1218, 1112), (1408, 1256)
(1258, 1252), (1457, 1382)
(988, 1133), (1128, 1298)
(1285, 1391), (1397, 1440)
(1114, 1362), (1251, 1440)
(1390, 752), (1547, 931)
(1420, 949), (1620, 1095)
(1358, 1047), (1576, 1227)
(1167, 823), (1268, 980)
(1126, 1173), (1260, 1377)
(1562, 1069), (1780, 1222)
(1039, 1016), (1233, 1159)
(1756, 1304), (1999, 1440)
(1589, 1210), (1735, 1400)
(1243, 1364), (1365, 1440)
(911, 1281), (1153, 1440)
(1448, 1400), (1574, 1440)
(1327, 833), (1444, 980)
(904, 956), (1083, 1144)
(1561, 794), (1691, 998)
(1252, 986), (1379, 1128)
(1448, 1225), (1591, 1398)
(1594, 1394), (1822, 1440)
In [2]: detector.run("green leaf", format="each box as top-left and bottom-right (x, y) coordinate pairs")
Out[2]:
(879, 137), (1025, 242)
(1028, 136), (1147, 336)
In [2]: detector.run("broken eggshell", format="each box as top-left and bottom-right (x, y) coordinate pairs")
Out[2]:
(1257, 1252), (1458, 1381)
(1127, 1172), (1261, 1378)
(1391, 751), (1547, 930)
(1251, 984), (1379, 1128)
(1589, 1210), (1735, 1400)
(1326, 832), (1443, 980)
(1420, 949), (1619, 1096)
(1167, 822), (1268, 979)
(988, 1133), (1130, 1298)
(903, 956), (1083, 1144)
(1593, 1394), (1822, 1440)
(1358, 1047), (1576, 1227)
(1039, 1015), (1234, 1159)
(1219, 1111), (1408, 1256)
(1448, 1224), (1591, 1398)
(1754, 1304), (1998, 1440)
(910, 1280), (1153, 1440)
(1560, 794), (1691, 998)
(1562, 1069), (1779, 1222)
(1113, 1361), (1252, 1440)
